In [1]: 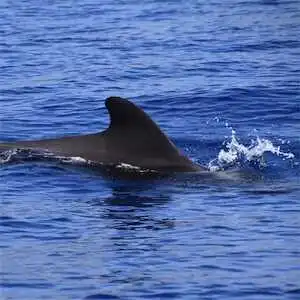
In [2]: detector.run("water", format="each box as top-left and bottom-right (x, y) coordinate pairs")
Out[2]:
(1, 0), (300, 299)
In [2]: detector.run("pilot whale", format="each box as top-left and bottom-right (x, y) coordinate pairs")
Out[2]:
(0, 96), (204, 172)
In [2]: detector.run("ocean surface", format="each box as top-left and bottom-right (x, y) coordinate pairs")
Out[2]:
(1, 0), (300, 299)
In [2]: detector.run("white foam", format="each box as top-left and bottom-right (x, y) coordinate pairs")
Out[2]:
(116, 163), (141, 170)
(115, 162), (157, 173)
(59, 156), (88, 164)
(209, 130), (295, 171)
(0, 149), (18, 164)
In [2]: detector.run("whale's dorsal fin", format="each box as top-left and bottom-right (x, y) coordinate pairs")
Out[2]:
(105, 96), (163, 132)
(102, 96), (186, 166)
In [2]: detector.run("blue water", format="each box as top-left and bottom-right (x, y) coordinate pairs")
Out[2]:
(1, 0), (300, 299)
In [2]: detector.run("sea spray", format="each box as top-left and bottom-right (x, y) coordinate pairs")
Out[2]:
(209, 130), (295, 171)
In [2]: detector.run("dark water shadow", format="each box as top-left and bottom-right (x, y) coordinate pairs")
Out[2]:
(85, 166), (273, 232)
(87, 180), (175, 231)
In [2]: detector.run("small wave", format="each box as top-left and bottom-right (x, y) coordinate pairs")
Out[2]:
(209, 130), (295, 171)
(0, 148), (89, 166)
(0, 149), (17, 164)
(0, 148), (47, 164)
(0, 148), (156, 174)
(115, 162), (158, 174)
(115, 162), (141, 170)
(56, 156), (89, 165)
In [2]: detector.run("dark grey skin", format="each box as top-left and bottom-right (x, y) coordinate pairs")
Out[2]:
(0, 97), (204, 172)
